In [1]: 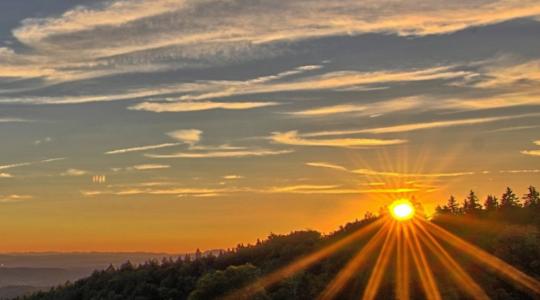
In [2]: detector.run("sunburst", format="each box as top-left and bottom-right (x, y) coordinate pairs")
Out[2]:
(225, 199), (540, 300)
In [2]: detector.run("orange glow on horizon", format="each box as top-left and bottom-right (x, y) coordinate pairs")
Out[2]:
(227, 214), (540, 300)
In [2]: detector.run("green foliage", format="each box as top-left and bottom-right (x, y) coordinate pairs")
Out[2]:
(188, 264), (268, 300)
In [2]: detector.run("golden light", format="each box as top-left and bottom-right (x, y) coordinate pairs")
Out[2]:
(389, 199), (415, 221)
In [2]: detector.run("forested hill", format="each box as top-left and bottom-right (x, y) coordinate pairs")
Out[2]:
(19, 187), (540, 300)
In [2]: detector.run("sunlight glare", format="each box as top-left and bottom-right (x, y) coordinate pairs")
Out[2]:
(389, 199), (415, 221)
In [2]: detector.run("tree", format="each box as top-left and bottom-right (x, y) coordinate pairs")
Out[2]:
(463, 190), (482, 214)
(446, 195), (460, 214)
(435, 205), (450, 215)
(500, 187), (520, 209)
(484, 195), (499, 211)
(523, 186), (540, 208)
(188, 264), (269, 300)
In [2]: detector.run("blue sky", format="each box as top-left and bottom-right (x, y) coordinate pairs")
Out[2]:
(0, 0), (540, 252)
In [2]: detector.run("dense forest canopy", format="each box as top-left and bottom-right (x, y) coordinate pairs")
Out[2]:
(19, 186), (540, 300)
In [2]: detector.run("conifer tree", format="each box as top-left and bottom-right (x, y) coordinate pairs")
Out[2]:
(523, 186), (540, 208)
(446, 195), (460, 214)
(463, 190), (482, 214)
(500, 187), (520, 209)
(484, 195), (499, 211)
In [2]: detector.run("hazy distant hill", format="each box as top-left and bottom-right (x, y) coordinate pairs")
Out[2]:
(0, 286), (43, 300)
(0, 253), (183, 299)
(17, 203), (540, 300)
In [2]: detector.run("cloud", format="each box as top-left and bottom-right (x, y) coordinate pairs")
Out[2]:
(129, 101), (278, 113)
(0, 194), (32, 203)
(34, 137), (52, 145)
(0, 157), (65, 170)
(289, 104), (367, 117)
(270, 131), (406, 148)
(146, 149), (293, 158)
(306, 161), (474, 178)
(305, 162), (348, 171)
(472, 59), (540, 89)
(85, 187), (233, 197)
(0, 173), (13, 178)
(61, 168), (87, 176)
(2, 0), (539, 88)
(303, 113), (540, 136)
(131, 164), (171, 170)
(267, 184), (419, 194)
(167, 129), (202, 145)
(223, 175), (244, 180)
(174, 66), (469, 102)
(289, 96), (426, 117)
(105, 142), (181, 155)
(487, 125), (540, 133)
(521, 150), (540, 157)
(352, 169), (475, 178)
(520, 140), (540, 157)
(0, 118), (32, 123)
(0, 64), (468, 106)
(499, 169), (540, 173)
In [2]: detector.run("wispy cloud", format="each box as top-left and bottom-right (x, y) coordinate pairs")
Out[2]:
(0, 158), (64, 170)
(270, 131), (406, 148)
(174, 66), (469, 102)
(289, 96), (426, 117)
(306, 161), (475, 178)
(223, 175), (244, 180)
(34, 137), (52, 145)
(521, 150), (540, 157)
(2, 0), (538, 88)
(499, 169), (540, 173)
(167, 129), (202, 145)
(303, 113), (540, 137)
(61, 169), (87, 176)
(472, 59), (540, 89)
(129, 101), (278, 113)
(84, 187), (233, 197)
(146, 149), (292, 158)
(487, 125), (540, 133)
(520, 140), (540, 157)
(352, 168), (474, 178)
(305, 162), (348, 171)
(105, 142), (181, 155)
(267, 184), (419, 194)
(0, 117), (32, 123)
(0, 173), (13, 178)
(0, 64), (467, 106)
(0, 194), (32, 203)
(131, 164), (171, 170)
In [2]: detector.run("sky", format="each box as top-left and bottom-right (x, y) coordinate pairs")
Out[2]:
(1, 0), (540, 253)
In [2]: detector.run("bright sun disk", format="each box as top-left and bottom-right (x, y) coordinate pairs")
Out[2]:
(389, 199), (415, 221)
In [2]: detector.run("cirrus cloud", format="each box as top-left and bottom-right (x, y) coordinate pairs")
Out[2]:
(270, 131), (406, 148)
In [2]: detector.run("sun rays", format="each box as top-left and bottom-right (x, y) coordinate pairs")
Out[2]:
(225, 200), (540, 299)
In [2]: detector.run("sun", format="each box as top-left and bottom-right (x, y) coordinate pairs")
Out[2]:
(389, 199), (415, 221)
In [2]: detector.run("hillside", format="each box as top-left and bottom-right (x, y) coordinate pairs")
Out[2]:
(17, 190), (540, 300)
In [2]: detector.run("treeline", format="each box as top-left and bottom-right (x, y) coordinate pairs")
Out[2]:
(435, 186), (540, 225)
(18, 187), (540, 300)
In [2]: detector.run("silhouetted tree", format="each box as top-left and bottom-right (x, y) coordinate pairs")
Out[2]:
(484, 195), (499, 211)
(500, 187), (521, 209)
(447, 195), (460, 214)
(523, 186), (540, 208)
(463, 190), (482, 214)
